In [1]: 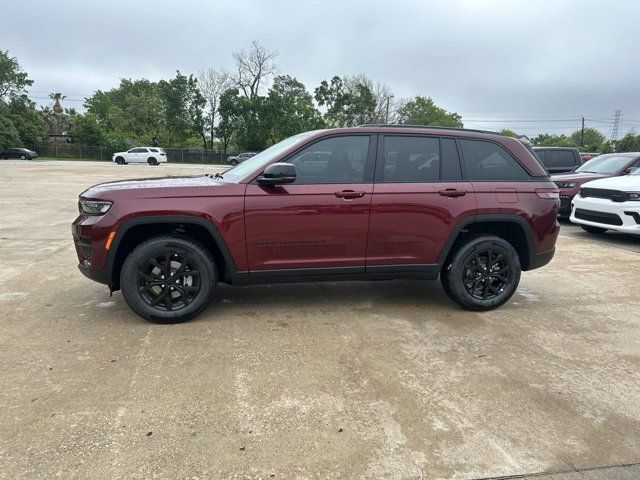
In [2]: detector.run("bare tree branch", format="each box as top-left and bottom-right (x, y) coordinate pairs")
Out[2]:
(232, 40), (278, 98)
(198, 68), (232, 149)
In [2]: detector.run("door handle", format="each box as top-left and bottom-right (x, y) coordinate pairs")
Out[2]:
(335, 190), (366, 199)
(438, 189), (467, 198)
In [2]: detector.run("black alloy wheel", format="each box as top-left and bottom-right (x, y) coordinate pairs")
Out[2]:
(120, 236), (217, 323)
(441, 234), (521, 311)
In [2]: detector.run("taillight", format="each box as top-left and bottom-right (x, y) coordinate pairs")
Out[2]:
(535, 188), (560, 199)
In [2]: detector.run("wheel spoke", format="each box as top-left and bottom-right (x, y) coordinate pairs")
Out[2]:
(165, 292), (173, 311)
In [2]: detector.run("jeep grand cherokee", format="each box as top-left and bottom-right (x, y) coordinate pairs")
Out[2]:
(72, 126), (560, 323)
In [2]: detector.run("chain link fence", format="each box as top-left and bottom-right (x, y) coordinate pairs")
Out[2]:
(34, 143), (232, 165)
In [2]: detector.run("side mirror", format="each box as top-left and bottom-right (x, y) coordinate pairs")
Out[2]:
(624, 167), (638, 175)
(257, 163), (296, 185)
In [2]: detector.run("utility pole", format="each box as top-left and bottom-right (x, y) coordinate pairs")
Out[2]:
(581, 116), (585, 147)
(385, 96), (391, 124)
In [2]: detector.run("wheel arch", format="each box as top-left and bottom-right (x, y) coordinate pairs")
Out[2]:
(107, 215), (239, 290)
(438, 214), (535, 271)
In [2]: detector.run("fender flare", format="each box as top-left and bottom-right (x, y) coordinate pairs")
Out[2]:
(436, 214), (535, 270)
(106, 214), (240, 284)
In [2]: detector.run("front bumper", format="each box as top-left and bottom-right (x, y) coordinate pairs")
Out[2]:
(570, 196), (640, 233)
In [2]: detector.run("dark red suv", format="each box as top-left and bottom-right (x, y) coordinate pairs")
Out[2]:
(72, 126), (560, 323)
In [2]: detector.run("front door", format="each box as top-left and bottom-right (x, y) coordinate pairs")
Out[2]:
(244, 134), (376, 274)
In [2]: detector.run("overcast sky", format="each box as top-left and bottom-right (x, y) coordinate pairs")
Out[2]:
(4, 0), (640, 137)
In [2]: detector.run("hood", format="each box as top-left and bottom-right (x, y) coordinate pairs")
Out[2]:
(80, 175), (225, 199)
(551, 171), (607, 183)
(581, 175), (640, 191)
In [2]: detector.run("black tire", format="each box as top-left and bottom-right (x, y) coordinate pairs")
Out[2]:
(230, 159), (238, 166)
(441, 234), (521, 311)
(120, 236), (217, 323)
(147, 157), (158, 165)
(580, 225), (607, 234)
(115, 157), (125, 165)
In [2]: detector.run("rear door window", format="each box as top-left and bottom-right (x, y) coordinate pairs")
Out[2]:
(459, 139), (530, 181)
(381, 136), (440, 182)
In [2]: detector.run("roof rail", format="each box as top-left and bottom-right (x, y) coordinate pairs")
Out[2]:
(355, 124), (505, 136)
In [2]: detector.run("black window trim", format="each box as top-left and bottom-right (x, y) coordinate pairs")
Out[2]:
(249, 133), (377, 185)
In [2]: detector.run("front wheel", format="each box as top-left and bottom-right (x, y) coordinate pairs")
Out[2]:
(20, 155), (26, 160)
(120, 236), (217, 323)
(115, 157), (125, 165)
(580, 225), (607, 234)
(230, 159), (238, 166)
(441, 235), (521, 311)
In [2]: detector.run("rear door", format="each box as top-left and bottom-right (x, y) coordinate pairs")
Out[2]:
(244, 134), (376, 273)
(366, 135), (476, 269)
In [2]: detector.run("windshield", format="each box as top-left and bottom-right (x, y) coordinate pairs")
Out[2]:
(222, 131), (318, 182)
(575, 155), (632, 174)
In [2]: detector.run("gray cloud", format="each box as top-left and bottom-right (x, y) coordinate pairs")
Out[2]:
(4, 0), (640, 136)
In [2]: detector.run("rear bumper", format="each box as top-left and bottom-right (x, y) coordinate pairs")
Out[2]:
(528, 248), (555, 270)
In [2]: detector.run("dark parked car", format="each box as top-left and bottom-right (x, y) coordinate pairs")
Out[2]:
(0, 148), (37, 160)
(533, 147), (582, 174)
(227, 152), (257, 166)
(73, 126), (560, 323)
(551, 153), (640, 216)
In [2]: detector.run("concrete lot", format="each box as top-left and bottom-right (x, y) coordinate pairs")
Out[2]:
(1, 160), (639, 479)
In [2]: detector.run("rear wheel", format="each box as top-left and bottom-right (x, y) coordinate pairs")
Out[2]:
(147, 157), (158, 165)
(20, 155), (26, 160)
(441, 235), (521, 311)
(580, 225), (607, 234)
(115, 157), (125, 165)
(120, 236), (217, 323)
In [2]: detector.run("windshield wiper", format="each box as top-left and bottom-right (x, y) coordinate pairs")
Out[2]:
(213, 172), (224, 179)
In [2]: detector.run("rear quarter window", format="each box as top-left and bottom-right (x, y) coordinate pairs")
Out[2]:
(460, 139), (530, 181)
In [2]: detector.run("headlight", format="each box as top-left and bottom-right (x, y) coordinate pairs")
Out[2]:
(627, 192), (640, 200)
(79, 199), (113, 215)
(554, 182), (577, 188)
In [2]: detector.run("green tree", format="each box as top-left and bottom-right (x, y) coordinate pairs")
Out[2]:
(500, 128), (517, 137)
(568, 127), (605, 151)
(265, 75), (324, 143)
(531, 133), (570, 147)
(72, 114), (106, 145)
(396, 96), (463, 127)
(314, 76), (377, 127)
(0, 51), (45, 149)
(159, 72), (206, 147)
(216, 88), (242, 153)
(616, 131), (640, 152)
(0, 50), (32, 100)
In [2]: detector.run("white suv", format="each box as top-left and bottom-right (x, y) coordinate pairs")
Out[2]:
(113, 147), (167, 165)
(570, 168), (640, 234)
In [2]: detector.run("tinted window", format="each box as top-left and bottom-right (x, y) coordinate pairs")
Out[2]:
(288, 136), (370, 184)
(382, 136), (440, 182)
(149, 148), (158, 152)
(460, 139), (530, 181)
(534, 149), (546, 162)
(547, 150), (575, 168)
